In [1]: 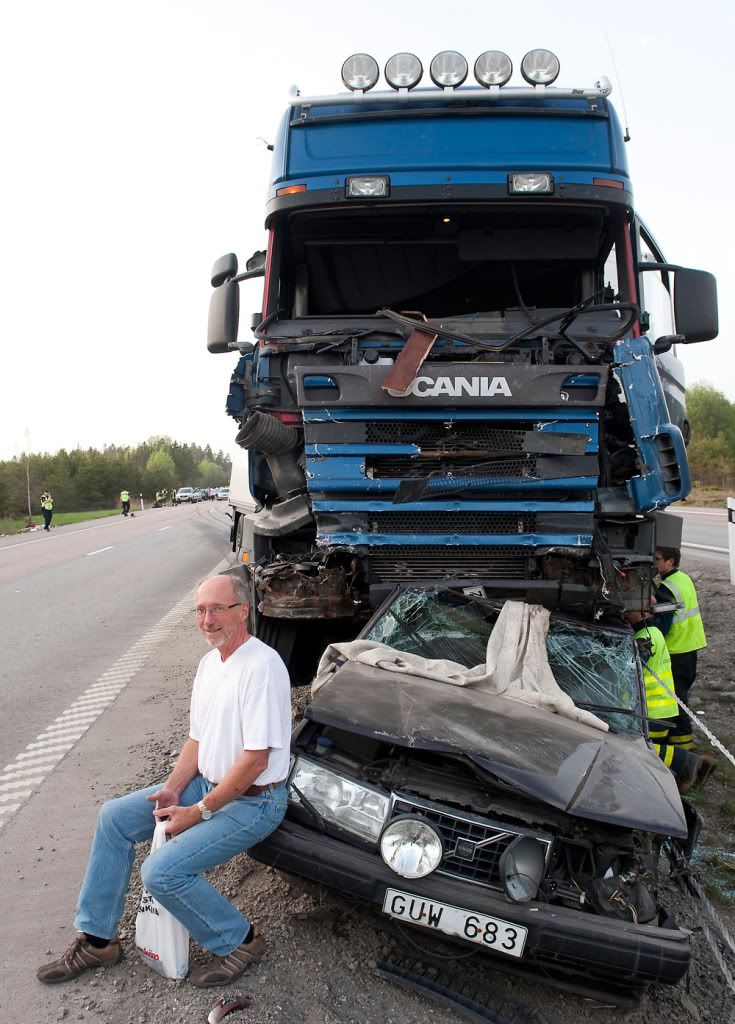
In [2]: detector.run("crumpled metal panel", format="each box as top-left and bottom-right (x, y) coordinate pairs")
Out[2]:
(254, 558), (358, 619)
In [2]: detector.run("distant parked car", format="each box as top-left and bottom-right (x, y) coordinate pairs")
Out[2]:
(176, 487), (195, 503)
(216, 487), (230, 501)
(191, 489), (205, 502)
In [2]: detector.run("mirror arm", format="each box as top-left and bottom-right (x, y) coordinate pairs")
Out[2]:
(232, 267), (266, 284)
(653, 334), (684, 354)
(637, 261), (684, 273)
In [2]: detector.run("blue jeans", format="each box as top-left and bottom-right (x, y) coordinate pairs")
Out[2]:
(74, 776), (287, 955)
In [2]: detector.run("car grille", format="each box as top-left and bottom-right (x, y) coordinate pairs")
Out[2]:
(390, 794), (552, 891)
(368, 546), (528, 582)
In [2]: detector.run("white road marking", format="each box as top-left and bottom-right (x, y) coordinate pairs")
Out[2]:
(86, 546), (114, 556)
(158, 526), (170, 532)
(0, 555), (231, 831)
(682, 542), (728, 553)
(0, 505), (187, 553)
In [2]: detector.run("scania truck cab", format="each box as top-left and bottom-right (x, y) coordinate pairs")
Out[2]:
(208, 48), (718, 682)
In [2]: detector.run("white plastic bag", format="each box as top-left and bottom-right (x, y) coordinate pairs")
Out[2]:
(136, 821), (189, 978)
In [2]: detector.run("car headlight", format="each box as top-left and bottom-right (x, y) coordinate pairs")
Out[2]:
(289, 758), (389, 841)
(380, 817), (443, 878)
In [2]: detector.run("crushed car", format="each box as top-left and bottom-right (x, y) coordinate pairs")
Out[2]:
(249, 586), (699, 1007)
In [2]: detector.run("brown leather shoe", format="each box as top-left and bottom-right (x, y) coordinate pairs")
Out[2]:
(189, 928), (265, 988)
(36, 935), (123, 984)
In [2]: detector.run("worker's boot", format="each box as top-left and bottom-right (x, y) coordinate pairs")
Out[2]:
(678, 752), (717, 794)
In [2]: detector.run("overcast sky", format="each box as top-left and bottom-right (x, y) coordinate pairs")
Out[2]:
(2, 0), (733, 462)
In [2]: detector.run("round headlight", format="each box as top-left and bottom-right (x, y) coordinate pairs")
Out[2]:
(385, 52), (423, 90)
(499, 835), (546, 902)
(521, 49), (560, 85)
(474, 50), (513, 88)
(380, 817), (443, 878)
(429, 50), (468, 88)
(341, 53), (379, 92)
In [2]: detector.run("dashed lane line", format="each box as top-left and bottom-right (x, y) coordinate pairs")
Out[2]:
(682, 542), (728, 553)
(86, 545), (114, 556)
(0, 555), (231, 831)
(0, 506), (187, 552)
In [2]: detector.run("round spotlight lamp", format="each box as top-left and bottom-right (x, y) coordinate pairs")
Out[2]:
(430, 50), (468, 88)
(474, 50), (513, 88)
(380, 817), (443, 879)
(341, 53), (379, 92)
(385, 52), (423, 90)
(521, 49), (560, 85)
(499, 835), (546, 903)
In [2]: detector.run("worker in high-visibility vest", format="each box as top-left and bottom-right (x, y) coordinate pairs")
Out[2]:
(630, 613), (715, 793)
(40, 490), (54, 531)
(653, 547), (707, 752)
(120, 489), (131, 517)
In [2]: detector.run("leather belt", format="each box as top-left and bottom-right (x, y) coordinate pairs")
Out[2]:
(244, 779), (286, 797)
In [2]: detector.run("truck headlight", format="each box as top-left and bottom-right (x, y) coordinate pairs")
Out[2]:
(430, 50), (468, 88)
(520, 49), (560, 85)
(341, 53), (379, 92)
(289, 758), (389, 841)
(509, 172), (553, 194)
(474, 50), (513, 87)
(380, 817), (443, 879)
(385, 52), (423, 90)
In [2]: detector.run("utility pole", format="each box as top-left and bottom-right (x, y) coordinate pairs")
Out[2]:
(24, 427), (32, 521)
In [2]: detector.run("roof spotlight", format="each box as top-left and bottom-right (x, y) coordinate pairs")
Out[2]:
(474, 50), (513, 88)
(341, 53), (379, 92)
(521, 49), (560, 85)
(430, 50), (468, 88)
(385, 52), (423, 90)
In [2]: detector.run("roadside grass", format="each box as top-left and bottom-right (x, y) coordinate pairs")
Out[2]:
(0, 508), (121, 536)
(675, 485), (730, 509)
(687, 729), (735, 905)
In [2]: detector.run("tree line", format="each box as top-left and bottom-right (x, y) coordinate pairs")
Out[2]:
(686, 384), (735, 489)
(0, 438), (231, 519)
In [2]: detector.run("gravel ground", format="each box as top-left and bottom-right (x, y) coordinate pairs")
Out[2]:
(44, 554), (735, 1024)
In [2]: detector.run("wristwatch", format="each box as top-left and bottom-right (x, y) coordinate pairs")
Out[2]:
(197, 800), (213, 821)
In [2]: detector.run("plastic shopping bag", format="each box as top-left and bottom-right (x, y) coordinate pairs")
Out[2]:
(136, 821), (189, 978)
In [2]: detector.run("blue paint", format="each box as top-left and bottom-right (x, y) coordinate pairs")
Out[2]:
(316, 532), (592, 547)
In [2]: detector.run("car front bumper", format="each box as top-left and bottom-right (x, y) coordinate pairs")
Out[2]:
(250, 819), (690, 1000)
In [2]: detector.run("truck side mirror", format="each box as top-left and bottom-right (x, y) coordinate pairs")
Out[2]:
(246, 250), (267, 274)
(211, 252), (238, 288)
(673, 268), (718, 343)
(207, 277), (240, 353)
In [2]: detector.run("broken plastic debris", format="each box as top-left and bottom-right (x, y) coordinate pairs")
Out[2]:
(208, 996), (250, 1023)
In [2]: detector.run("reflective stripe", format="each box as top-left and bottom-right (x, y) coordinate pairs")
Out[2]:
(659, 571), (707, 653)
(636, 625), (678, 720)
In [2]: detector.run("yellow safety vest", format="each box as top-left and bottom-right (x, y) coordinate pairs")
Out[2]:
(658, 570), (707, 654)
(41, 494), (53, 510)
(121, 491), (130, 502)
(635, 625), (677, 720)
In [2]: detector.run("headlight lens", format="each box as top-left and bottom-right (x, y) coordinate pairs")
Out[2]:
(380, 818), (443, 878)
(509, 172), (553, 194)
(289, 758), (389, 841)
(346, 175), (390, 198)
(429, 51), (468, 88)
(341, 53), (379, 92)
(521, 49), (560, 85)
(499, 835), (546, 902)
(385, 52), (423, 90)
(474, 50), (513, 87)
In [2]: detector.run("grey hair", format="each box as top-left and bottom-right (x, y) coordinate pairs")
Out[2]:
(219, 570), (250, 606)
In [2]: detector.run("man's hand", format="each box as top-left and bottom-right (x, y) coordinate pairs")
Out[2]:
(153, 803), (201, 837)
(146, 787), (181, 811)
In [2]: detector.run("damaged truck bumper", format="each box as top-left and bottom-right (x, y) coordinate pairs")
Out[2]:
(250, 820), (690, 1004)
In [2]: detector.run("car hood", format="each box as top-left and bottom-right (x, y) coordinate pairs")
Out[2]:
(307, 662), (687, 837)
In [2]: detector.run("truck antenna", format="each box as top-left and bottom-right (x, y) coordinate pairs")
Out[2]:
(605, 33), (630, 141)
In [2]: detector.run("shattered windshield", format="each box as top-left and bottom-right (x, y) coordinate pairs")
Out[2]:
(364, 589), (642, 733)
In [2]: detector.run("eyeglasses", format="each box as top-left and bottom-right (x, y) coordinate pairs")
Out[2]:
(193, 603), (242, 617)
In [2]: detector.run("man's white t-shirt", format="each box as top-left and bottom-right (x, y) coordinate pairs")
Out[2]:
(189, 636), (291, 785)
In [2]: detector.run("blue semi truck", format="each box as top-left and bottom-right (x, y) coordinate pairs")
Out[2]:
(207, 51), (719, 1003)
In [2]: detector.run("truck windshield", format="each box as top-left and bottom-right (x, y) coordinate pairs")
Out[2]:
(364, 588), (642, 733)
(281, 204), (627, 327)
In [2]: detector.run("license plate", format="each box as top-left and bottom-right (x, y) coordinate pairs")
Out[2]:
(382, 888), (527, 958)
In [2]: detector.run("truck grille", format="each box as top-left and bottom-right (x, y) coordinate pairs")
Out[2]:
(368, 511), (536, 534)
(390, 795), (551, 891)
(367, 456), (536, 480)
(369, 546), (528, 582)
(365, 423), (532, 448)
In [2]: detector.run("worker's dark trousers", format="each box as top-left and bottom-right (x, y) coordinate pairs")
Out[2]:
(122, 502), (130, 516)
(649, 727), (692, 781)
(669, 650), (698, 750)
(42, 509), (52, 530)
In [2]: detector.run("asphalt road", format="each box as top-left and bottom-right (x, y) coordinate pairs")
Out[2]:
(669, 506), (729, 562)
(0, 501), (234, 772)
